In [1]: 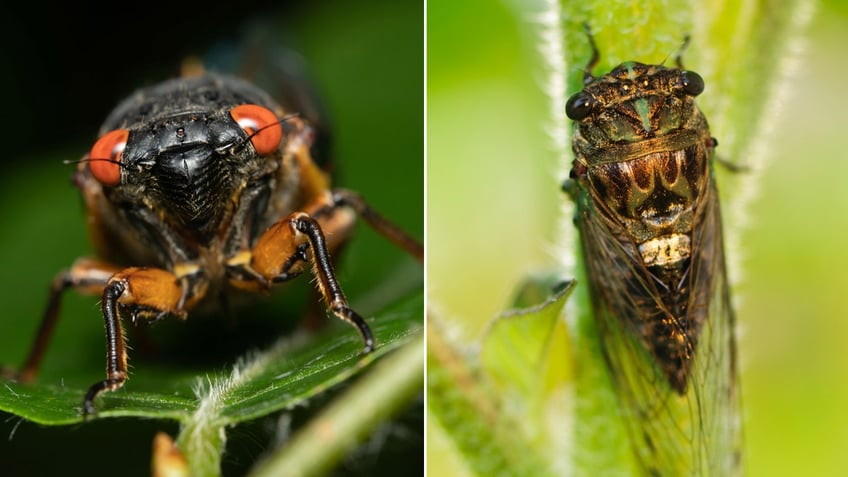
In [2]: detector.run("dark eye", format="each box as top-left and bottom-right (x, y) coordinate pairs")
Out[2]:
(230, 104), (283, 155)
(681, 71), (704, 96)
(565, 91), (596, 120)
(89, 129), (129, 186)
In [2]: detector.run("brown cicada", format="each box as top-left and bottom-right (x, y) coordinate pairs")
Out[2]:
(565, 28), (741, 475)
(8, 69), (422, 416)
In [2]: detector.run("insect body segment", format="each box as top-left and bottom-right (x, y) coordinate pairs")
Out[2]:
(566, 30), (740, 475)
(13, 73), (422, 416)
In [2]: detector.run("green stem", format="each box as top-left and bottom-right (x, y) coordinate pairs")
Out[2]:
(178, 423), (226, 477)
(175, 331), (294, 476)
(176, 383), (227, 477)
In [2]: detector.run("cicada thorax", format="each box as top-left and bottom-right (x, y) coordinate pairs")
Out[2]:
(570, 61), (717, 394)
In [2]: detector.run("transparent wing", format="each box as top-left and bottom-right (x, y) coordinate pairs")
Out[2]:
(576, 177), (741, 476)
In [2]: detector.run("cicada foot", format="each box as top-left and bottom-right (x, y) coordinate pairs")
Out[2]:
(83, 373), (127, 418)
(329, 299), (374, 353)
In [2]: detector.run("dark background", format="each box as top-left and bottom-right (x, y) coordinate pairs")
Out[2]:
(0, 1), (423, 475)
(1, 1), (286, 157)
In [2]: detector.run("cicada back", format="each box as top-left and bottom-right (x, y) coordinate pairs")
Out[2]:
(565, 31), (741, 476)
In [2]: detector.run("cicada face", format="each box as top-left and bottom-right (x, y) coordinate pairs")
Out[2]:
(79, 74), (298, 268)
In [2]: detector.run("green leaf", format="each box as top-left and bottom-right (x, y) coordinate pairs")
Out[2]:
(2, 291), (422, 475)
(182, 293), (423, 477)
(0, 383), (195, 425)
(479, 279), (573, 405)
(427, 281), (573, 477)
(1, 281), (421, 423)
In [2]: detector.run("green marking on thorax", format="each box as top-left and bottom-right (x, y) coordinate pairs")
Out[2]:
(623, 62), (653, 134)
(635, 99), (652, 133)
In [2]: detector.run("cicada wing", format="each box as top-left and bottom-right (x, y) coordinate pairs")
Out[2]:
(684, 179), (742, 476)
(576, 179), (740, 476)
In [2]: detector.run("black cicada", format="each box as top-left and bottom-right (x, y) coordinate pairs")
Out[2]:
(7, 69), (423, 416)
(565, 29), (741, 475)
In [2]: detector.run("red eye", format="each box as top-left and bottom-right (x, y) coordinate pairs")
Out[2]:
(230, 104), (283, 155)
(88, 129), (128, 186)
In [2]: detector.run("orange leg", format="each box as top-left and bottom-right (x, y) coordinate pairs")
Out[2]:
(11, 257), (190, 416)
(233, 211), (375, 352)
(82, 267), (186, 415)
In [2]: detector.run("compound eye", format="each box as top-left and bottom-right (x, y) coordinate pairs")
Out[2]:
(565, 91), (596, 120)
(681, 71), (705, 96)
(230, 104), (283, 155)
(89, 129), (128, 186)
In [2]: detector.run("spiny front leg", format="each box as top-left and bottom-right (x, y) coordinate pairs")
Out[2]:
(292, 216), (375, 352)
(233, 212), (374, 352)
(83, 267), (191, 416)
(84, 277), (129, 416)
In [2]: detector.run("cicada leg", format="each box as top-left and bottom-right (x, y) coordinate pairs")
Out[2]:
(231, 211), (375, 352)
(12, 256), (205, 416)
(83, 266), (195, 416)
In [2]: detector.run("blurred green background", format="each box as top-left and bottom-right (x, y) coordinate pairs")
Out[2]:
(428, 0), (847, 476)
(0, 1), (422, 475)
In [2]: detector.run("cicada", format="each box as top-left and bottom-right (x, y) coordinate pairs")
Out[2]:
(564, 29), (741, 475)
(9, 69), (422, 416)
